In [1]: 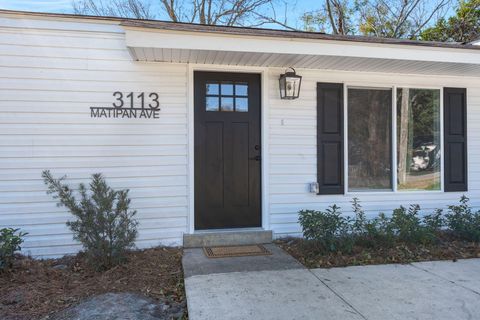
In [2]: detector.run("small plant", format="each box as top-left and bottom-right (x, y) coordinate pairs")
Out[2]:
(298, 205), (353, 252)
(445, 196), (480, 242)
(350, 199), (392, 247)
(389, 204), (432, 244)
(42, 170), (138, 270)
(370, 212), (395, 247)
(0, 228), (27, 270)
(423, 209), (444, 234)
(351, 198), (367, 236)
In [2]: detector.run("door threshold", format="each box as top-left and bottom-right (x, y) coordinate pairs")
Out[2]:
(193, 227), (265, 234)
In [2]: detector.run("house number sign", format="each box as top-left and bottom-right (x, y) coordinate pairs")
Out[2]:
(90, 92), (160, 119)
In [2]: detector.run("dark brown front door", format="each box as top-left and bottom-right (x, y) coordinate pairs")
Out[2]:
(194, 72), (261, 230)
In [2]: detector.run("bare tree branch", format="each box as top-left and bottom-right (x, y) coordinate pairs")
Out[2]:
(326, 0), (339, 34)
(355, 0), (452, 39)
(73, 0), (154, 19)
(73, 0), (293, 28)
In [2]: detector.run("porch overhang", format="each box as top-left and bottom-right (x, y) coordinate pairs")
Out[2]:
(122, 23), (480, 77)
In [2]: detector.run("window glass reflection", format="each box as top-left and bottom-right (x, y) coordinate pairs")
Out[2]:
(206, 96), (219, 111)
(397, 88), (441, 191)
(348, 88), (393, 191)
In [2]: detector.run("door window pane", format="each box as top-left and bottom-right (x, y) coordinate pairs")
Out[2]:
(206, 96), (219, 111)
(397, 88), (441, 191)
(206, 83), (219, 95)
(221, 83), (234, 95)
(348, 88), (392, 191)
(235, 98), (248, 112)
(235, 83), (248, 96)
(221, 97), (234, 111)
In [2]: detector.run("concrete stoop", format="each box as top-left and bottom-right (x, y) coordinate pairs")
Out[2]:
(183, 230), (272, 248)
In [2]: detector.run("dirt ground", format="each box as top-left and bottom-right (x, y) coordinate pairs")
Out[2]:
(0, 247), (186, 320)
(276, 237), (480, 268)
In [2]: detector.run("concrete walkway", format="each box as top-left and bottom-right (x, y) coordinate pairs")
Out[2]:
(183, 246), (480, 320)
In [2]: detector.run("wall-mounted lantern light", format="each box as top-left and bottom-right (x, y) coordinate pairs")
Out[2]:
(279, 67), (302, 100)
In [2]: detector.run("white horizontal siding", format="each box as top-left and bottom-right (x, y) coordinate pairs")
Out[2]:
(0, 16), (189, 257)
(268, 68), (480, 237)
(2, 13), (480, 256)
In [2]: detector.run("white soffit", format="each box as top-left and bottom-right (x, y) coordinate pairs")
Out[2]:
(124, 28), (480, 77)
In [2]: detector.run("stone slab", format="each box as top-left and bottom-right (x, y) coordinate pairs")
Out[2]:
(185, 269), (363, 320)
(182, 244), (303, 278)
(183, 230), (272, 248)
(412, 259), (480, 294)
(46, 292), (185, 320)
(312, 263), (480, 320)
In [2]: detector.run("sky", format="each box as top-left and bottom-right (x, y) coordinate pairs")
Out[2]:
(0, 0), (456, 31)
(0, 0), (318, 27)
(0, 0), (73, 13)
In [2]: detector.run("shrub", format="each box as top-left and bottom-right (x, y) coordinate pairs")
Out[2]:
(390, 205), (437, 244)
(0, 228), (27, 271)
(298, 205), (353, 252)
(350, 198), (382, 247)
(423, 209), (444, 234)
(298, 196), (480, 254)
(42, 170), (138, 270)
(351, 198), (367, 236)
(445, 196), (480, 242)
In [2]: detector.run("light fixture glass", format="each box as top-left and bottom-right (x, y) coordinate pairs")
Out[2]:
(279, 67), (302, 100)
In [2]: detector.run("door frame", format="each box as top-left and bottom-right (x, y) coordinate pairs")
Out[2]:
(187, 64), (270, 233)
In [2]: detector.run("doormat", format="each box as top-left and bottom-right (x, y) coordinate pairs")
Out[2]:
(203, 244), (271, 258)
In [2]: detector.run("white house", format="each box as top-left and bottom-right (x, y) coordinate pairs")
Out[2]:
(1, 9), (479, 257)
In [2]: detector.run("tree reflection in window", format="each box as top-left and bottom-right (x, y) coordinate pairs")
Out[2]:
(397, 88), (441, 191)
(348, 88), (393, 191)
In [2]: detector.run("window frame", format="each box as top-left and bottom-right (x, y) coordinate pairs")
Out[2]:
(343, 84), (444, 195)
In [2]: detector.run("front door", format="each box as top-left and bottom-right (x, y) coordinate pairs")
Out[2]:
(194, 72), (261, 230)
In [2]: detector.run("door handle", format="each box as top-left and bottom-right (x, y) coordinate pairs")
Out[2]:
(249, 155), (261, 161)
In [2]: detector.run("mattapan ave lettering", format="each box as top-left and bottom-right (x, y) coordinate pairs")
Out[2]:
(90, 107), (160, 119)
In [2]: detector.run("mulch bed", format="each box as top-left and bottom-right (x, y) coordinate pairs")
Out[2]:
(0, 247), (186, 320)
(276, 237), (480, 269)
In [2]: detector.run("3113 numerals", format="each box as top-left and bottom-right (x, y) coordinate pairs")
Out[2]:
(112, 92), (160, 109)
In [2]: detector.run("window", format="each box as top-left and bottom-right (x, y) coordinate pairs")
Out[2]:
(348, 88), (392, 191)
(397, 89), (441, 191)
(346, 87), (441, 192)
(205, 82), (249, 112)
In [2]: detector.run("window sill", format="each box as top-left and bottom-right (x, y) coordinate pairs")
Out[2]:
(344, 190), (445, 196)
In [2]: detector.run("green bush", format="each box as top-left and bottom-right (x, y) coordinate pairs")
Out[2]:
(42, 170), (138, 270)
(350, 198), (384, 247)
(0, 228), (27, 271)
(347, 200), (398, 247)
(423, 209), (444, 234)
(390, 205), (434, 244)
(371, 212), (396, 246)
(351, 198), (367, 236)
(298, 196), (480, 253)
(298, 205), (353, 252)
(445, 196), (480, 242)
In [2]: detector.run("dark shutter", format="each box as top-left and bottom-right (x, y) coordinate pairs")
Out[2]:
(444, 87), (468, 192)
(317, 83), (344, 194)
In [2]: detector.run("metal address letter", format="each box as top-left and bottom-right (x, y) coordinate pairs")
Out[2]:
(149, 93), (160, 109)
(112, 91), (123, 109)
